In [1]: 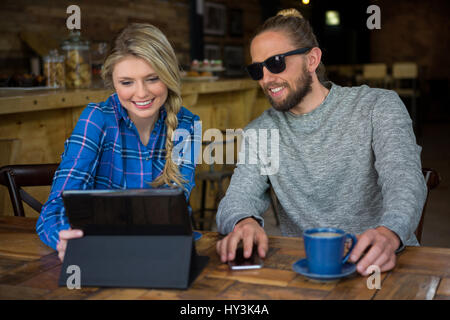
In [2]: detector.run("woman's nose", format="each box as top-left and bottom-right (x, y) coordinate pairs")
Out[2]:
(135, 81), (149, 98)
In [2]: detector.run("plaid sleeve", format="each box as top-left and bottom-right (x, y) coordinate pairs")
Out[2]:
(36, 104), (107, 250)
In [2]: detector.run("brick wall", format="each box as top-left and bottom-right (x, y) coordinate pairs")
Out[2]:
(0, 0), (265, 75)
(369, 0), (450, 80)
(0, 0), (191, 74)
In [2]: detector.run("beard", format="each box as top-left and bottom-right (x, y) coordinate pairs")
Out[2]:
(264, 66), (313, 112)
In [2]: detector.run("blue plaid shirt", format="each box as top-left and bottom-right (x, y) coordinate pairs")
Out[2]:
(37, 93), (201, 250)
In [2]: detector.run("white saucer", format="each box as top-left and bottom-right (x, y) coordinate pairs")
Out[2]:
(292, 258), (357, 281)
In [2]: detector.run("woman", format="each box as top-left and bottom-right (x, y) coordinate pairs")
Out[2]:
(37, 23), (200, 261)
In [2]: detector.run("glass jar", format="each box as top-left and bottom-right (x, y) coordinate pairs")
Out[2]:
(91, 42), (108, 88)
(43, 50), (65, 88)
(61, 30), (92, 89)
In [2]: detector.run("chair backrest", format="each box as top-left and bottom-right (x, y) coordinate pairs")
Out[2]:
(415, 168), (441, 244)
(360, 63), (388, 88)
(392, 62), (418, 79)
(363, 63), (387, 79)
(392, 62), (419, 94)
(0, 164), (59, 217)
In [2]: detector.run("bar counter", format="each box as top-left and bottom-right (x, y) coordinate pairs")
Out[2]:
(0, 79), (259, 116)
(0, 79), (270, 217)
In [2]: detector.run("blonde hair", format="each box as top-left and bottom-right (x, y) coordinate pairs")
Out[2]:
(101, 23), (186, 189)
(253, 8), (327, 83)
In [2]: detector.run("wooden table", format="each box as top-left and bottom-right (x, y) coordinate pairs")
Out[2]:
(0, 216), (449, 300)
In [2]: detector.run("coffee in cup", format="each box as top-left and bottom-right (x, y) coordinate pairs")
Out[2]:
(303, 227), (357, 275)
(309, 232), (342, 238)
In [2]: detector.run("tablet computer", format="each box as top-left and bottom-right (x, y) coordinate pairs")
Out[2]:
(62, 187), (192, 236)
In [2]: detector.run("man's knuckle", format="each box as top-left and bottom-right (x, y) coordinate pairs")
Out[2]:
(372, 242), (382, 253)
(242, 227), (254, 237)
(380, 252), (389, 262)
(228, 231), (239, 240)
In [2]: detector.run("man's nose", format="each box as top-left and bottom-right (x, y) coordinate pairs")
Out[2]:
(260, 66), (277, 84)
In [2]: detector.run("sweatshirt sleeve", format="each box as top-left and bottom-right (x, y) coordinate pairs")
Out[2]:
(371, 90), (427, 245)
(215, 127), (271, 235)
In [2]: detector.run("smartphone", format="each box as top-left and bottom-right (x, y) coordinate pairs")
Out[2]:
(228, 247), (264, 270)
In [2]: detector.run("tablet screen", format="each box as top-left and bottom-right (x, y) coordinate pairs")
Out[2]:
(62, 188), (192, 236)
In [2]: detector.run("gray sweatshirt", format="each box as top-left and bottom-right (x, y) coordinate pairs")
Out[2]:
(216, 82), (427, 246)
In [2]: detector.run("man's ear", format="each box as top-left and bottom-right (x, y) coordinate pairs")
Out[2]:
(305, 47), (322, 73)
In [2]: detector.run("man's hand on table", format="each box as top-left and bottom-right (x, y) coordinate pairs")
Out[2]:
(349, 226), (401, 276)
(57, 229), (83, 262)
(216, 217), (269, 263)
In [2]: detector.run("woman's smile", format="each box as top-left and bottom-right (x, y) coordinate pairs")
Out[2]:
(132, 98), (155, 109)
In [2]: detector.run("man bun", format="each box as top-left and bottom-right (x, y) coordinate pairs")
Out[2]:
(276, 8), (304, 19)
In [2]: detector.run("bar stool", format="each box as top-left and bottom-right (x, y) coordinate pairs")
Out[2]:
(193, 131), (239, 230)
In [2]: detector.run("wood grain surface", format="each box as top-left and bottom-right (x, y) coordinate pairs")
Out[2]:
(0, 217), (449, 300)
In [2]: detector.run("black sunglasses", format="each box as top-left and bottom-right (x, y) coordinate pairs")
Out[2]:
(246, 47), (312, 80)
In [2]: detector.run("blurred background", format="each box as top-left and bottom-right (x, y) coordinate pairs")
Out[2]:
(0, 0), (448, 247)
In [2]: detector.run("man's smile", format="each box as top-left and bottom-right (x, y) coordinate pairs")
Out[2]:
(268, 86), (285, 97)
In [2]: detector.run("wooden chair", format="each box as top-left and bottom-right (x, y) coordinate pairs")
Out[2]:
(416, 168), (441, 243)
(0, 164), (59, 217)
(392, 62), (418, 90)
(268, 184), (281, 226)
(358, 63), (389, 88)
(0, 139), (21, 215)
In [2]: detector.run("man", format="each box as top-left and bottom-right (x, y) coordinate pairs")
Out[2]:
(215, 9), (427, 276)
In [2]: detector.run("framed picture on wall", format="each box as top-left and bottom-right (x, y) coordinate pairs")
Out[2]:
(204, 44), (221, 61)
(229, 9), (243, 37)
(203, 2), (227, 36)
(224, 46), (245, 76)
